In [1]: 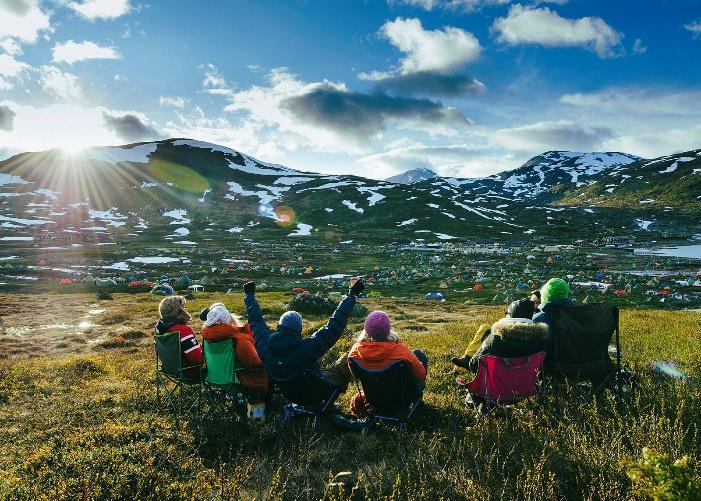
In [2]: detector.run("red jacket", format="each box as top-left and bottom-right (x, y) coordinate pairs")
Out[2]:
(348, 339), (426, 382)
(164, 323), (204, 378)
(201, 323), (268, 395)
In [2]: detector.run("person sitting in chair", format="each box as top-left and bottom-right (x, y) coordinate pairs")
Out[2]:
(452, 297), (537, 369)
(532, 278), (574, 336)
(199, 303), (268, 397)
(347, 311), (427, 417)
(155, 295), (203, 378)
(453, 299), (547, 372)
(243, 279), (365, 390)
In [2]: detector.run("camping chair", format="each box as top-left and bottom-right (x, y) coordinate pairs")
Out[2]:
(349, 359), (423, 432)
(459, 352), (547, 418)
(201, 339), (263, 422)
(548, 303), (621, 398)
(154, 331), (204, 418)
(272, 371), (341, 430)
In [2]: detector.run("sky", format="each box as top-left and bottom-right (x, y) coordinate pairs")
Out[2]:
(0, 0), (700, 179)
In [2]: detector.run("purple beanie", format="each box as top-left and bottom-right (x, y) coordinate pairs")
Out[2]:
(364, 311), (391, 340)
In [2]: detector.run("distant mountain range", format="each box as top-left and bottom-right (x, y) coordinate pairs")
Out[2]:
(0, 138), (699, 247)
(386, 167), (438, 184)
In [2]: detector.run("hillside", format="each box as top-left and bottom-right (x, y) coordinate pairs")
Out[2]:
(0, 139), (699, 247)
(386, 167), (438, 184)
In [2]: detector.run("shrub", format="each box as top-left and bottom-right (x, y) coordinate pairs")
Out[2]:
(626, 448), (701, 500)
(287, 294), (368, 318)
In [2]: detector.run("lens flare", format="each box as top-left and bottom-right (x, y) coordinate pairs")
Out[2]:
(275, 205), (296, 227)
(150, 159), (210, 193)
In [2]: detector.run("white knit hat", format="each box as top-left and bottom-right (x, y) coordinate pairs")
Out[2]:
(205, 303), (233, 327)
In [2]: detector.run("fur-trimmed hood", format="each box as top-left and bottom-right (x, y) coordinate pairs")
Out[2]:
(490, 318), (548, 341)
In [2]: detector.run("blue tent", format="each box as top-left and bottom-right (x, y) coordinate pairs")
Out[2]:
(151, 283), (175, 295)
(425, 292), (445, 301)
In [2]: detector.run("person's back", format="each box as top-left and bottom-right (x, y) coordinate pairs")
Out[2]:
(155, 295), (203, 378)
(244, 280), (364, 382)
(533, 278), (574, 333)
(348, 312), (426, 382)
(200, 303), (268, 396)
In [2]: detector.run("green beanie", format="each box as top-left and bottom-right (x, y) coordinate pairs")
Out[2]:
(540, 278), (570, 303)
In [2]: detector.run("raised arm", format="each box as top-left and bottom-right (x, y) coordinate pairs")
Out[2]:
(243, 282), (271, 358)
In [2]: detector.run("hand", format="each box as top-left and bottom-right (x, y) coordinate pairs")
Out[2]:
(349, 279), (365, 296)
(199, 308), (209, 321)
(243, 281), (256, 295)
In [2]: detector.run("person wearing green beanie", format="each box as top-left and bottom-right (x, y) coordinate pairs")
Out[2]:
(533, 278), (574, 340)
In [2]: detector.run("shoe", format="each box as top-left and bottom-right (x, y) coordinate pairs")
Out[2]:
(452, 356), (470, 369)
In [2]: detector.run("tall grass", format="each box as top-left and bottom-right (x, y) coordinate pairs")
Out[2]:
(0, 295), (699, 499)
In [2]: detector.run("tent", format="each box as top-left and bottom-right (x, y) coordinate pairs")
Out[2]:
(200, 275), (216, 286)
(58, 278), (73, 285)
(425, 292), (445, 301)
(176, 274), (192, 289)
(81, 274), (95, 283)
(438, 281), (449, 289)
(151, 283), (175, 295)
(95, 278), (118, 287)
(188, 284), (204, 292)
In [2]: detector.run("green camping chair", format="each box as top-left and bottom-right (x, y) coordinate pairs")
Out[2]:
(154, 331), (204, 418)
(201, 339), (263, 422)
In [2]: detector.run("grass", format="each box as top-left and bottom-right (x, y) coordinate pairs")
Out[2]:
(0, 292), (700, 499)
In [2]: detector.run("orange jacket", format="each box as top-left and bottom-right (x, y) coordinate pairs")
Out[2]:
(348, 339), (426, 382)
(201, 323), (268, 395)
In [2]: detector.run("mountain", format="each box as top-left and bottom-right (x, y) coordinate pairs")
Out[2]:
(386, 168), (438, 184)
(0, 139), (698, 248)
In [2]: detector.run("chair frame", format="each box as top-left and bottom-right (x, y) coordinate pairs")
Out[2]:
(273, 371), (341, 430)
(349, 359), (423, 432)
(154, 332), (204, 419)
(549, 304), (622, 399)
(460, 352), (547, 418)
(201, 338), (264, 423)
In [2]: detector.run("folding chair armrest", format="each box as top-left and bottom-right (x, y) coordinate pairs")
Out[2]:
(235, 366), (265, 374)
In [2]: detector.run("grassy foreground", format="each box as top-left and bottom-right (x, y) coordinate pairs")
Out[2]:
(0, 293), (700, 500)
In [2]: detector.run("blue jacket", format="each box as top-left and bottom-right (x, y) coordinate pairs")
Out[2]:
(245, 293), (356, 381)
(533, 298), (575, 337)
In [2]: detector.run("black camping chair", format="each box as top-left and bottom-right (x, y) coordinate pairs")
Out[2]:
(273, 371), (341, 430)
(548, 303), (622, 398)
(349, 359), (423, 432)
(154, 331), (204, 419)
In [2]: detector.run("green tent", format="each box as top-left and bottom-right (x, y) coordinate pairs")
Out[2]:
(200, 275), (216, 286)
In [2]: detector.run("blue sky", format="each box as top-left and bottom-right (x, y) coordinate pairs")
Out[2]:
(1, 0), (700, 178)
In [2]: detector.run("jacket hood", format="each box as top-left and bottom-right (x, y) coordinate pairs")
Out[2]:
(351, 339), (406, 363)
(266, 326), (303, 353)
(540, 298), (574, 313)
(155, 318), (181, 335)
(491, 318), (548, 340)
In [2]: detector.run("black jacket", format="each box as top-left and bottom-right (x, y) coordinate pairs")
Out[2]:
(469, 318), (548, 372)
(245, 293), (356, 381)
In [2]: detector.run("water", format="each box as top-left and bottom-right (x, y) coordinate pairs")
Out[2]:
(634, 244), (701, 259)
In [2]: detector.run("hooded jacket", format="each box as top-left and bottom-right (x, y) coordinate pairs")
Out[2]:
(348, 332), (426, 382)
(155, 316), (204, 377)
(469, 318), (548, 372)
(200, 322), (268, 395)
(532, 298), (574, 334)
(244, 293), (356, 381)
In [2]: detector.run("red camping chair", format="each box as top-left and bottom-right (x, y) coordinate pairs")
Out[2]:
(458, 351), (546, 417)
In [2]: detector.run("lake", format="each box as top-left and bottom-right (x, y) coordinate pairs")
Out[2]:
(634, 244), (701, 259)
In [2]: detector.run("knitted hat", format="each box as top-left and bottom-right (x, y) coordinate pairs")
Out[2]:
(205, 304), (233, 327)
(279, 311), (303, 334)
(540, 278), (570, 303)
(507, 298), (536, 319)
(364, 311), (391, 340)
(159, 295), (188, 320)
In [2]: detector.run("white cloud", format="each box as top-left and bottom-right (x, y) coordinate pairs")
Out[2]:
(0, 53), (32, 90)
(0, 100), (127, 152)
(603, 125), (701, 159)
(201, 63), (231, 95)
(492, 120), (614, 152)
(52, 40), (120, 64)
(684, 20), (701, 38)
(632, 38), (647, 55)
(159, 95), (186, 108)
(38, 65), (81, 99)
(492, 4), (623, 58)
(560, 88), (701, 116)
(388, 0), (566, 11)
(66, 0), (133, 20)
(0, 0), (52, 44)
(378, 17), (481, 75)
(0, 39), (23, 56)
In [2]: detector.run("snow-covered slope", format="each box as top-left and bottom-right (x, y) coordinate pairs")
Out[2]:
(386, 168), (439, 184)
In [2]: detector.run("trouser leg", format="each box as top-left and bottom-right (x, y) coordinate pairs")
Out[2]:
(320, 352), (351, 391)
(413, 349), (428, 393)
